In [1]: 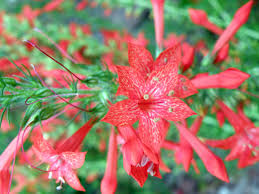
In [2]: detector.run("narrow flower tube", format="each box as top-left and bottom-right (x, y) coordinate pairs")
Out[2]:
(182, 43), (195, 72)
(151, 0), (165, 49)
(0, 168), (11, 194)
(56, 117), (98, 153)
(212, 0), (253, 54)
(188, 8), (224, 35)
(191, 68), (250, 89)
(101, 128), (118, 194)
(217, 100), (245, 133)
(42, 0), (64, 13)
(213, 43), (229, 64)
(175, 122), (229, 182)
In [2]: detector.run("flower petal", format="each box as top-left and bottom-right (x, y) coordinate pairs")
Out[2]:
(138, 114), (167, 153)
(129, 165), (148, 187)
(115, 66), (145, 99)
(101, 128), (117, 194)
(150, 97), (196, 121)
(31, 130), (56, 162)
(191, 68), (250, 89)
(128, 43), (153, 78)
(217, 100), (245, 133)
(159, 155), (171, 173)
(153, 43), (181, 71)
(212, 0), (253, 54)
(102, 100), (140, 126)
(206, 136), (238, 150)
(64, 169), (85, 191)
(61, 152), (86, 169)
(182, 43), (195, 72)
(173, 75), (198, 98)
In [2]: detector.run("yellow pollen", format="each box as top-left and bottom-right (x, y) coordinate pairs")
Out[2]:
(180, 77), (186, 82)
(168, 107), (173, 112)
(168, 90), (174, 96)
(182, 85), (188, 91)
(153, 76), (159, 81)
(153, 118), (160, 122)
(143, 94), (149, 100)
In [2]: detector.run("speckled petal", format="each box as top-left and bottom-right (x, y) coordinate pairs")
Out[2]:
(102, 99), (140, 126)
(61, 152), (86, 169)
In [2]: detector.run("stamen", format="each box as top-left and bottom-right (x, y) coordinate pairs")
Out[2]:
(182, 85), (188, 91)
(56, 185), (63, 190)
(153, 76), (159, 81)
(180, 77), (186, 82)
(164, 57), (167, 64)
(168, 107), (173, 112)
(168, 90), (174, 96)
(48, 172), (53, 179)
(141, 155), (149, 167)
(147, 163), (156, 176)
(143, 94), (149, 100)
(153, 118), (160, 122)
(59, 176), (66, 183)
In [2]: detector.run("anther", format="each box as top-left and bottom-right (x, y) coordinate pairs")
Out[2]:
(168, 90), (174, 96)
(143, 94), (149, 100)
(141, 155), (149, 167)
(153, 76), (159, 81)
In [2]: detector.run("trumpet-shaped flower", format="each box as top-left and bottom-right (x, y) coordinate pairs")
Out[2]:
(102, 43), (195, 153)
(206, 101), (259, 168)
(31, 117), (97, 191)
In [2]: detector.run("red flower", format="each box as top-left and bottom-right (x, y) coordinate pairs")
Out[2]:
(118, 125), (161, 187)
(0, 169), (10, 194)
(174, 121), (229, 182)
(213, 44), (229, 64)
(191, 68), (250, 89)
(101, 128), (117, 194)
(42, 0), (64, 13)
(76, 0), (88, 11)
(212, 0), (253, 54)
(150, 0), (165, 48)
(181, 43), (195, 72)
(31, 117), (97, 191)
(189, 8), (224, 35)
(163, 116), (203, 172)
(18, 5), (41, 27)
(164, 34), (195, 72)
(206, 101), (259, 168)
(102, 43), (195, 153)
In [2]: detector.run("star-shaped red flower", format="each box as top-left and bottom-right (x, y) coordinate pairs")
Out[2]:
(102, 43), (196, 153)
(32, 130), (86, 191)
(206, 100), (259, 168)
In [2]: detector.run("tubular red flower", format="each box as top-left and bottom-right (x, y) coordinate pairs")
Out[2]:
(212, 0), (254, 54)
(76, 0), (88, 11)
(188, 8), (224, 35)
(163, 116), (204, 173)
(207, 101), (259, 168)
(213, 43), (229, 64)
(103, 43), (195, 155)
(175, 122), (229, 182)
(150, 0), (165, 49)
(182, 43), (195, 72)
(101, 128), (118, 194)
(191, 68), (250, 89)
(42, 0), (64, 12)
